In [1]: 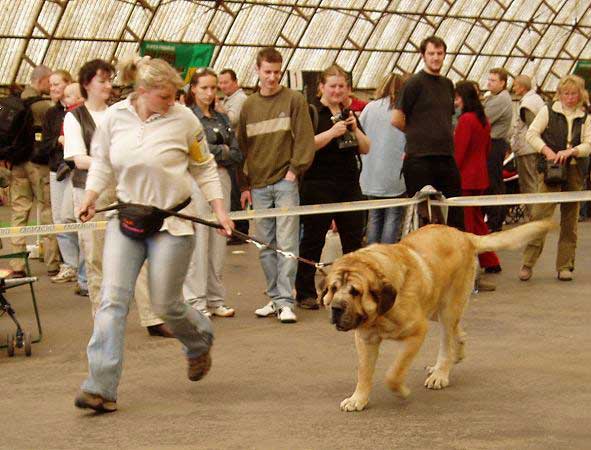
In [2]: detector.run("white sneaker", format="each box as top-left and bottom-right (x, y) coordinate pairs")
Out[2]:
(255, 301), (276, 317)
(192, 305), (211, 318)
(211, 305), (235, 317)
(278, 306), (297, 323)
(50, 264), (77, 283)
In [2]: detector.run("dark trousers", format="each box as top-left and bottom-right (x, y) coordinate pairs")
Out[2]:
(483, 138), (508, 232)
(402, 155), (464, 230)
(295, 179), (364, 300)
(229, 167), (249, 234)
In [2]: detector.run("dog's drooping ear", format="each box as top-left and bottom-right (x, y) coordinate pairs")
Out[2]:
(374, 283), (397, 316)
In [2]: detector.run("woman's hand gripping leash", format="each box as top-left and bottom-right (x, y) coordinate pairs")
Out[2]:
(78, 190), (99, 223)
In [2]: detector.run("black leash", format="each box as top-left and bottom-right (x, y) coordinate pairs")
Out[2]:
(96, 203), (332, 274)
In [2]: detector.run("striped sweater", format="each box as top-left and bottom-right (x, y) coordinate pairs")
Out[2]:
(237, 86), (315, 189)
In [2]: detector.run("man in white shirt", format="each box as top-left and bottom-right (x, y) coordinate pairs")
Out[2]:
(217, 69), (247, 129)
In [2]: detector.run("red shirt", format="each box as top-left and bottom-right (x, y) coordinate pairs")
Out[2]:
(348, 96), (368, 113)
(454, 112), (491, 190)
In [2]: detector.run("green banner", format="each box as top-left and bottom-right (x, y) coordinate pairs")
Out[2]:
(573, 60), (591, 91)
(140, 41), (214, 83)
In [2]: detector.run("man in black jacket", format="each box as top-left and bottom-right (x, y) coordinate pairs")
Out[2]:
(7, 65), (61, 278)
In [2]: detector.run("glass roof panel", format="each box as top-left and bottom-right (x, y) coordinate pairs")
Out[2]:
(2, 0), (591, 91)
(0, 39), (26, 85)
(299, 9), (355, 48)
(0, 0), (39, 35)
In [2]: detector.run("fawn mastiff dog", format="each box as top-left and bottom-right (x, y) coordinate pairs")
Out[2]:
(320, 221), (553, 412)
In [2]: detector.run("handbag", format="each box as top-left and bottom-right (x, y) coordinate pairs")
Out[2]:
(543, 160), (568, 185)
(117, 197), (191, 240)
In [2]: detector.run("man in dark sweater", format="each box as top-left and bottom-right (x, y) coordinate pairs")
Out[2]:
(391, 36), (464, 230)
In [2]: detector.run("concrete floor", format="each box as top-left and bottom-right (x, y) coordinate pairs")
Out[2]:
(1, 224), (590, 449)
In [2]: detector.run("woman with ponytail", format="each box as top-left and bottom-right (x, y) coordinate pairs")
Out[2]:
(74, 57), (233, 413)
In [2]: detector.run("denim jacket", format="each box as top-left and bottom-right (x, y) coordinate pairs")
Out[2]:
(190, 106), (243, 168)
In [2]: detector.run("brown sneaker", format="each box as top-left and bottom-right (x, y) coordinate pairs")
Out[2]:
(8, 270), (27, 279)
(74, 390), (117, 413)
(147, 323), (175, 338)
(296, 297), (320, 310)
(476, 278), (496, 292)
(518, 266), (532, 281)
(187, 350), (212, 381)
(557, 270), (573, 281)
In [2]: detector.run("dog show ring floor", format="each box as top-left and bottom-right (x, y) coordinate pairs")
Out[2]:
(1, 223), (590, 449)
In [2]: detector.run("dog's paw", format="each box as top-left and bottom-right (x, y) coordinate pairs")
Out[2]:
(340, 395), (368, 412)
(424, 370), (449, 390)
(386, 380), (411, 399)
(393, 384), (411, 399)
(425, 365), (435, 375)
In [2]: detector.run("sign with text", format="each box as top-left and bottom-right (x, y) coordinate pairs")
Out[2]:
(140, 41), (214, 83)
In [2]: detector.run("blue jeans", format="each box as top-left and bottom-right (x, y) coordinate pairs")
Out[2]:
(251, 179), (299, 309)
(81, 220), (213, 401)
(366, 196), (403, 244)
(49, 171), (87, 289)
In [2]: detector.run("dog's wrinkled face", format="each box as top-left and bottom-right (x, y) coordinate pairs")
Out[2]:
(320, 257), (397, 332)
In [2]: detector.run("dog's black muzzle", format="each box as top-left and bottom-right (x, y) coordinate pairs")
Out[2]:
(331, 302), (359, 331)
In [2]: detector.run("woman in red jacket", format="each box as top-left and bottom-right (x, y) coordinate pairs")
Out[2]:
(454, 81), (501, 273)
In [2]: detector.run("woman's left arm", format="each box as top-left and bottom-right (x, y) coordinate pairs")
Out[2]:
(572, 114), (591, 157)
(556, 114), (591, 162)
(345, 113), (370, 154)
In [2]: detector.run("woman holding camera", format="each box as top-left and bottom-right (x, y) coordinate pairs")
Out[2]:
(520, 74), (591, 282)
(183, 68), (243, 318)
(295, 65), (370, 310)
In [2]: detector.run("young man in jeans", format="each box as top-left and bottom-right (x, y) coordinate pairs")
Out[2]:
(238, 47), (315, 323)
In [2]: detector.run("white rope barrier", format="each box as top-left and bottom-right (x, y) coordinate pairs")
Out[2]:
(0, 190), (589, 239)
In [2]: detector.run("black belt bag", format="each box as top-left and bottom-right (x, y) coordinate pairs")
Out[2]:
(117, 197), (191, 240)
(537, 155), (568, 186)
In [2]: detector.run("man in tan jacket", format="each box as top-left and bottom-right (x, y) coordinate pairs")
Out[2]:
(9, 65), (61, 277)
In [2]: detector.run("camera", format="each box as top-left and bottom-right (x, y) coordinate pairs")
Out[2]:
(330, 108), (358, 150)
(211, 127), (225, 145)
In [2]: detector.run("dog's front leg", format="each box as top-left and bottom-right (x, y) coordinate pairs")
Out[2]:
(384, 321), (427, 398)
(340, 330), (381, 412)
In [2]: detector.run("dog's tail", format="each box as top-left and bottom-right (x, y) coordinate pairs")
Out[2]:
(466, 220), (556, 254)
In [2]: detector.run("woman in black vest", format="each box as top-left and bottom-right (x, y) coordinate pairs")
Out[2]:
(520, 75), (591, 282)
(295, 65), (370, 309)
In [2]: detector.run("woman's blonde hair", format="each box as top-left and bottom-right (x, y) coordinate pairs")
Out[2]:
(51, 69), (73, 84)
(118, 56), (184, 90)
(554, 74), (589, 108)
(319, 64), (349, 85)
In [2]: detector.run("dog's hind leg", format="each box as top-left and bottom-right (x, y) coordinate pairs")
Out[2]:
(384, 320), (428, 399)
(340, 331), (381, 412)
